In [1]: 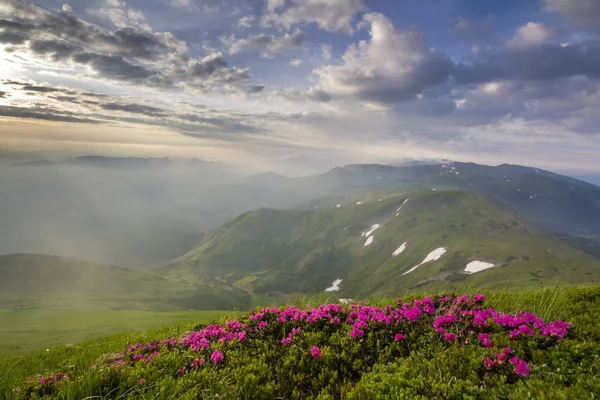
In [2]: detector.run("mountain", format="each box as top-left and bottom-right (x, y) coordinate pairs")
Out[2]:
(0, 254), (250, 310)
(295, 162), (600, 243)
(165, 191), (600, 298)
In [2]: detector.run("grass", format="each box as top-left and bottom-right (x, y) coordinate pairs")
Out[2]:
(2, 285), (598, 399)
(0, 310), (228, 355)
(0, 310), (235, 398)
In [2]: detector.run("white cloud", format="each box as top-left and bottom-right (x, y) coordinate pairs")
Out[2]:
(508, 22), (556, 48)
(289, 59), (303, 66)
(224, 29), (307, 57)
(87, 0), (151, 31)
(265, 0), (365, 34)
(238, 15), (256, 28)
(313, 13), (454, 103)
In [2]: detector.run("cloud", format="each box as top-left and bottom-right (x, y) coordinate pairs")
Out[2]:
(264, 0), (365, 34)
(508, 22), (557, 48)
(289, 58), (302, 66)
(313, 13), (454, 103)
(238, 15), (256, 28)
(0, 91), (8, 98)
(0, 104), (100, 124)
(275, 87), (331, 102)
(87, 0), (151, 31)
(544, 0), (600, 28)
(101, 102), (166, 116)
(453, 16), (495, 39)
(224, 29), (307, 56)
(320, 43), (332, 61)
(454, 39), (600, 84)
(0, 0), (259, 93)
(0, 31), (27, 44)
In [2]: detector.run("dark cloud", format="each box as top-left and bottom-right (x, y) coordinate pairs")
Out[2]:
(190, 53), (228, 78)
(544, 0), (600, 28)
(113, 28), (169, 60)
(0, 1), (257, 91)
(73, 52), (160, 82)
(454, 41), (600, 84)
(0, 105), (100, 124)
(0, 31), (28, 44)
(101, 102), (166, 117)
(30, 39), (81, 60)
(0, 91), (8, 98)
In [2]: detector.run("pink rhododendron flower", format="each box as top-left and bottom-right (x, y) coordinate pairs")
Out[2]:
(310, 346), (321, 359)
(510, 357), (530, 376)
(210, 350), (224, 365)
(444, 333), (457, 342)
(394, 333), (405, 341)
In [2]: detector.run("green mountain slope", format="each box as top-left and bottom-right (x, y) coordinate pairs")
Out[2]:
(166, 191), (600, 298)
(0, 254), (250, 310)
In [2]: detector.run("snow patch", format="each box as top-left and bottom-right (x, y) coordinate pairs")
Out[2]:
(336, 204), (341, 208)
(364, 235), (374, 246)
(325, 279), (342, 292)
(392, 242), (407, 257)
(362, 224), (381, 237)
(356, 201), (363, 205)
(378, 198), (382, 202)
(402, 247), (446, 275)
(465, 261), (495, 274)
(529, 194), (537, 200)
(432, 188), (437, 191)
(396, 198), (410, 216)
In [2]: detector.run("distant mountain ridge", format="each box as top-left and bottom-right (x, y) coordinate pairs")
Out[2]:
(165, 191), (600, 299)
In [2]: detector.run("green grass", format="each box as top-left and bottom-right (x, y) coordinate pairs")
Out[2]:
(166, 191), (600, 299)
(0, 310), (228, 355)
(0, 310), (234, 398)
(2, 285), (599, 399)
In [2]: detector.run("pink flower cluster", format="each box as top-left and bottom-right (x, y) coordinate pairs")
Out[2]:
(102, 293), (570, 382)
(37, 373), (67, 386)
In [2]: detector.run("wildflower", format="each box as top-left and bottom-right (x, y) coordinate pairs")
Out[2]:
(478, 333), (492, 348)
(177, 366), (186, 375)
(484, 357), (496, 369)
(138, 379), (145, 385)
(473, 294), (486, 303)
(39, 378), (47, 385)
(210, 350), (224, 365)
(281, 337), (292, 346)
(444, 333), (457, 342)
(310, 346), (322, 359)
(510, 357), (530, 376)
(394, 333), (405, 341)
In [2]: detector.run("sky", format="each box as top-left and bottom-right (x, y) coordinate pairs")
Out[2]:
(0, 0), (600, 175)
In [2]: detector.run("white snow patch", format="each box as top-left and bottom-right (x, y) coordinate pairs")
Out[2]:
(396, 198), (410, 215)
(465, 261), (495, 274)
(378, 198), (382, 202)
(529, 194), (537, 200)
(392, 242), (407, 257)
(356, 201), (363, 205)
(364, 235), (374, 247)
(362, 224), (381, 237)
(336, 204), (341, 208)
(314, 206), (320, 209)
(325, 279), (342, 292)
(402, 247), (446, 275)
(432, 188), (437, 191)
(339, 298), (352, 304)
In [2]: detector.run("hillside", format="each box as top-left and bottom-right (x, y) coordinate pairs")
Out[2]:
(3, 286), (600, 399)
(295, 162), (600, 243)
(0, 254), (250, 311)
(166, 191), (600, 298)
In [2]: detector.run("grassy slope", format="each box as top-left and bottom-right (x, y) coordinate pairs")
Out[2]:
(1, 285), (598, 399)
(0, 254), (251, 311)
(167, 191), (600, 298)
(0, 310), (237, 398)
(0, 310), (227, 355)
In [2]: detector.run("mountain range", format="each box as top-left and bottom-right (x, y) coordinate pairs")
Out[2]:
(1, 157), (599, 310)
